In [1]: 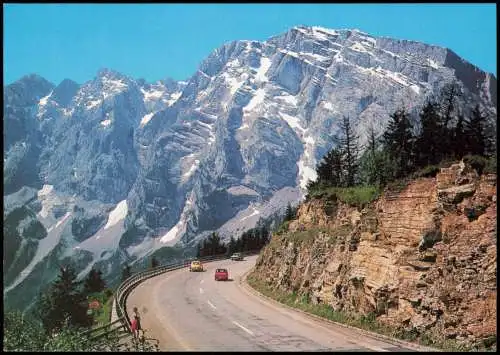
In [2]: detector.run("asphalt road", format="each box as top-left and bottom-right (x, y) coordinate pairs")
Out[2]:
(126, 255), (423, 352)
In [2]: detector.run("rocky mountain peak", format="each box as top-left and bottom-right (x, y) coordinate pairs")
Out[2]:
(52, 79), (80, 107)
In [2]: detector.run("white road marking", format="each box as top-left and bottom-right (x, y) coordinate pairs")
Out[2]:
(207, 300), (217, 310)
(364, 345), (389, 352)
(200, 288), (204, 294)
(200, 279), (204, 284)
(232, 320), (254, 336)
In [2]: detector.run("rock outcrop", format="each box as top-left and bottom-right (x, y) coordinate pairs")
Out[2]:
(252, 161), (496, 349)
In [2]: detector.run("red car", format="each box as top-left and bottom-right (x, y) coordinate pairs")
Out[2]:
(214, 268), (229, 281)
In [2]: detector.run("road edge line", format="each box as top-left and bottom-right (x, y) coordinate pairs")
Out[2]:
(239, 268), (440, 352)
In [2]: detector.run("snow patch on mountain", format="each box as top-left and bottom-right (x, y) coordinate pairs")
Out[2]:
(101, 77), (128, 99)
(223, 72), (246, 95)
(276, 93), (298, 106)
(104, 200), (128, 230)
(227, 185), (259, 196)
(254, 57), (272, 83)
(182, 159), (200, 180)
(166, 91), (182, 106)
(279, 112), (306, 133)
(240, 207), (260, 222)
(126, 236), (158, 262)
(37, 185), (63, 222)
(410, 84), (421, 94)
(140, 112), (155, 127)
(244, 88), (267, 113)
(38, 184), (54, 197)
(428, 58), (440, 69)
(160, 192), (195, 244)
(311, 26), (339, 37)
(297, 135), (318, 189)
(75, 201), (128, 259)
(141, 88), (163, 101)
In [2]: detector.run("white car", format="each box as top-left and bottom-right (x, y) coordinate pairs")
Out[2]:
(230, 253), (243, 261)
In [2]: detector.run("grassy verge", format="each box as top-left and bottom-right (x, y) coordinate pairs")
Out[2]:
(89, 289), (114, 328)
(308, 185), (380, 208)
(93, 296), (113, 326)
(246, 272), (477, 352)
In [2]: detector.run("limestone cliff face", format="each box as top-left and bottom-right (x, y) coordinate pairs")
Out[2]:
(253, 161), (496, 348)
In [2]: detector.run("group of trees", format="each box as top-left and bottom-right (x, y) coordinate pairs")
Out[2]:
(195, 226), (271, 258)
(310, 82), (496, 191)
(34, 265), (107, 335)
(4, 264), (109, 351)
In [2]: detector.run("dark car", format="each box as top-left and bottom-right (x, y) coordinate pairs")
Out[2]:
(215, 268), (229, 281)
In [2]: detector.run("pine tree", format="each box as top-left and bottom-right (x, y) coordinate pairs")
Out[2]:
(382, 108), (415, 178)
(37, 265), (93, 334)
(415, 100), (441, 166)
(437, 82), (461, 159)
(453, 113), (466, 159)
(316, 147), (344, 187)
(227, 236), (236, 255)
(339, 115), (359, 187)
(358, 124), (382, 186)
(150, 256), (159, 269)
(464, 104), (488, 156)
(196, 242), (202, 258)
(284, 203), (296, 221)
(83, 268), (106, 295)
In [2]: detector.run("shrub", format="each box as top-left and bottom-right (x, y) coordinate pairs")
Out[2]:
(412, 165), (440, 179)
(484, 155), (497, 175)
(463, 154), (488, 175)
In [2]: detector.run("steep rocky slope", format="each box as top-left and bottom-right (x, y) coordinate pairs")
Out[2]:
(252, 161), (496, 349)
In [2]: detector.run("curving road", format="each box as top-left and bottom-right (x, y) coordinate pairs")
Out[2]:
(126, 255), (425, 352)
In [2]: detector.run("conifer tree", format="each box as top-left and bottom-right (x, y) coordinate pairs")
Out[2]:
(150, 256), (159, 269)
(358, 124), (382, 186)
(437, 82), (461, 158)
(121, 264), (132, 283)
(382, 108), (415, 178)
(227, 236), (236, 255)
(339, 115), (359, 186)
(415, 100), (441, 166)
(464, 104), (488, 156)
(316, 147), (344, 187)
(37, 265), (92, 334)
(83, 268), (106, 295)
(453, 113), (466, 159)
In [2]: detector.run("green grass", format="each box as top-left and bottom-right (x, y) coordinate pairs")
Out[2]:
(286, 227), (330, 245)
(89, 289), (114, 328)
(308, 185), (380, 208)
(274, 221), (291, 236)
(246, 273), (484, 352)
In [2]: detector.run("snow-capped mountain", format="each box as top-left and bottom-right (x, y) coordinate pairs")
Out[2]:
(3, 26), (496, 311)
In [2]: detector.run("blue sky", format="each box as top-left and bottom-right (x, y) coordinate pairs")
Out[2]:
(3, 4), (497, 85)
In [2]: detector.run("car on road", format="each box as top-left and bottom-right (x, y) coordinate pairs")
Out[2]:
(230, 253), (243, 261)
(189, 260), (203, 272)
(214, 268), (229, 281)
